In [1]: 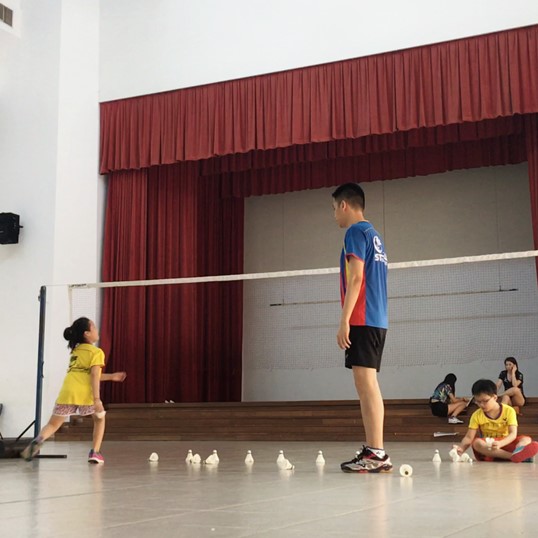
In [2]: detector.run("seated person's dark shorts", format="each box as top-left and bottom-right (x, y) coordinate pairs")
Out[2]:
(345, 325), (387, 372)
(430, 401), (449, 417)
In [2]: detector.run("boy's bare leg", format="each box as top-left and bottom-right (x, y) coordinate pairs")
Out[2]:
(352, 366), (384, 448)
(472, 439), (512, 460)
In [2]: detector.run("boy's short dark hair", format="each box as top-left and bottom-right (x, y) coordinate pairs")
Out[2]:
(471, 379), (497, 396)
(332, 183), (365, 210)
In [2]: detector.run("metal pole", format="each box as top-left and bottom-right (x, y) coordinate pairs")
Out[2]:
(34, 286), (47, 438)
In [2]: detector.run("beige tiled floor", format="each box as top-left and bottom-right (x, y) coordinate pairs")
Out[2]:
(1, 440), (537, 537)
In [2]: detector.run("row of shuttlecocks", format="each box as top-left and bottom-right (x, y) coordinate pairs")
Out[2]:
(149, 449), (326, 467)
(432, 448), (473, 463)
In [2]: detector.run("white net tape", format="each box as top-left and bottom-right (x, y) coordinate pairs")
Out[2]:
(63, 251), (538, 371)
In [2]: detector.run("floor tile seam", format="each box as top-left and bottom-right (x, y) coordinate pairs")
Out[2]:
(92, 509), (219, 532)
(441, 500), (538, 538)
(235, 504), (400, 537)
(0, 482), (158, 506)
(207, 482), (376, 512)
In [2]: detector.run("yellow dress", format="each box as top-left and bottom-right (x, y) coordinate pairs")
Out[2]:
(56, 343), (105, 405)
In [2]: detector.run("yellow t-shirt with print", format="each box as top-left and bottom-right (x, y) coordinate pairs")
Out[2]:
(468, 403), (518, 438)
(56, 343), (105, 405)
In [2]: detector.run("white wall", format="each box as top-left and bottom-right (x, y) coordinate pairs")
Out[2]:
(99, 0), (538, 101)
(0, 0), (100, 438)
(242, 164), (538, 401)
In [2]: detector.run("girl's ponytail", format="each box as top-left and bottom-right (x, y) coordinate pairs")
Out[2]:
(64, 317), (90, 350)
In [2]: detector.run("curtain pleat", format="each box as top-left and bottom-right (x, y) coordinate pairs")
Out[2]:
(215, 132), (526, 198)
(100, 25), (538, 173)
(100, 170), (149, 403)
(101, 164), (244, 403)
(525, 115), (538, 252)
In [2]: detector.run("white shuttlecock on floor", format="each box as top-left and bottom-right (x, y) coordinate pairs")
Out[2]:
(276, 450), (286, 464)
(245, 450), (254, 464)
(148, 452), (159, 462)
(449, 446), (461, 462)
(399, 464), (413, 477)
(192, 453), (202, 464)
(315, 450), (325, 464)
(459, 452), (472, 463)
(185, 449), (193, 463)
(278, 458), (294, 470)
(432, 449), (442, 463)
(205, 450), (219, 464)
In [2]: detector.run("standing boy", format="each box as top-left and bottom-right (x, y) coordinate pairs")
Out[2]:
(332, 183), (392, 473)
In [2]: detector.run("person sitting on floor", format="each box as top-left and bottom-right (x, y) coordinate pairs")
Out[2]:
(429, 373), (469, 424)
(456, 378), (538, 463)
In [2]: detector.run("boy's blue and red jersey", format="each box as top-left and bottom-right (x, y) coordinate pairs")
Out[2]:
(339, 221), (388, 328)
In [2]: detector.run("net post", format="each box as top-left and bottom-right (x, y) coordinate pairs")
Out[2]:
(34, 285), (47, 438)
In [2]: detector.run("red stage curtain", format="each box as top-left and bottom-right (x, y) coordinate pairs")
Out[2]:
(199, 116), (525, 178)
(101, 163), (244, 403)
(525, 114), (538, 252)
(100, 25), (538, 173)
(216, 132), (526, 197)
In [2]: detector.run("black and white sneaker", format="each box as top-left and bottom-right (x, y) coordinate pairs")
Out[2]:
(340, 446), (368, 471)
(341, 446), (393, 473)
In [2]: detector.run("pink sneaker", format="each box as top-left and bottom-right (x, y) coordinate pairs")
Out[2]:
(88, 449), (105, 464)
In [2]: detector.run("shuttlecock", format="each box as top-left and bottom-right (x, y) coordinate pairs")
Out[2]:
(432, 450), (442, 463)
(315, 450), (325, 464)
(399, 464), (413, 477)
(276, 450), (286, 464)
(485, 437), (494, 449)
(191, 453), (202, 464)
(94, 410), (106, 419)
(205, 450), (219, 465)
(459, 452), (472, 463)
(185, 449), (193, 463)
(449, 446), (461, 462)
(148, 452), (159, 462)
(278, 458), (294, 470)
(245, 450), (254, 464)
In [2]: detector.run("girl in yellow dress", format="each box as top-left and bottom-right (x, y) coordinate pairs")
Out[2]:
(22, 317), (126, 464)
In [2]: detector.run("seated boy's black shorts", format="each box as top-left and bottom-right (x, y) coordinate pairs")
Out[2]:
(344, 325), (387, 372)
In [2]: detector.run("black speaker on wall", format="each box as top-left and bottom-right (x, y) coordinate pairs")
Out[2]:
(0, 213), (23, 244)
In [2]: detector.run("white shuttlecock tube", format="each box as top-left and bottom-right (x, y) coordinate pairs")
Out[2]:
(148, 452), (159, 462)
(399, 464), (413, 477)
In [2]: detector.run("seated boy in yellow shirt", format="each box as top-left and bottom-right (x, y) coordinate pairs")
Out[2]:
(456, 379), (538, 463)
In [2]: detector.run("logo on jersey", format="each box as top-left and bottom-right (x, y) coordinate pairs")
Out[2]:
(373, 236), (388, 265)
(373, 236), (383, 253)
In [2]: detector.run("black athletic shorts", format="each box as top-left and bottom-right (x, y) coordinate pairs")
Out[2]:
(430, 401), (449, 417)
(344, 325), (387, 372)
